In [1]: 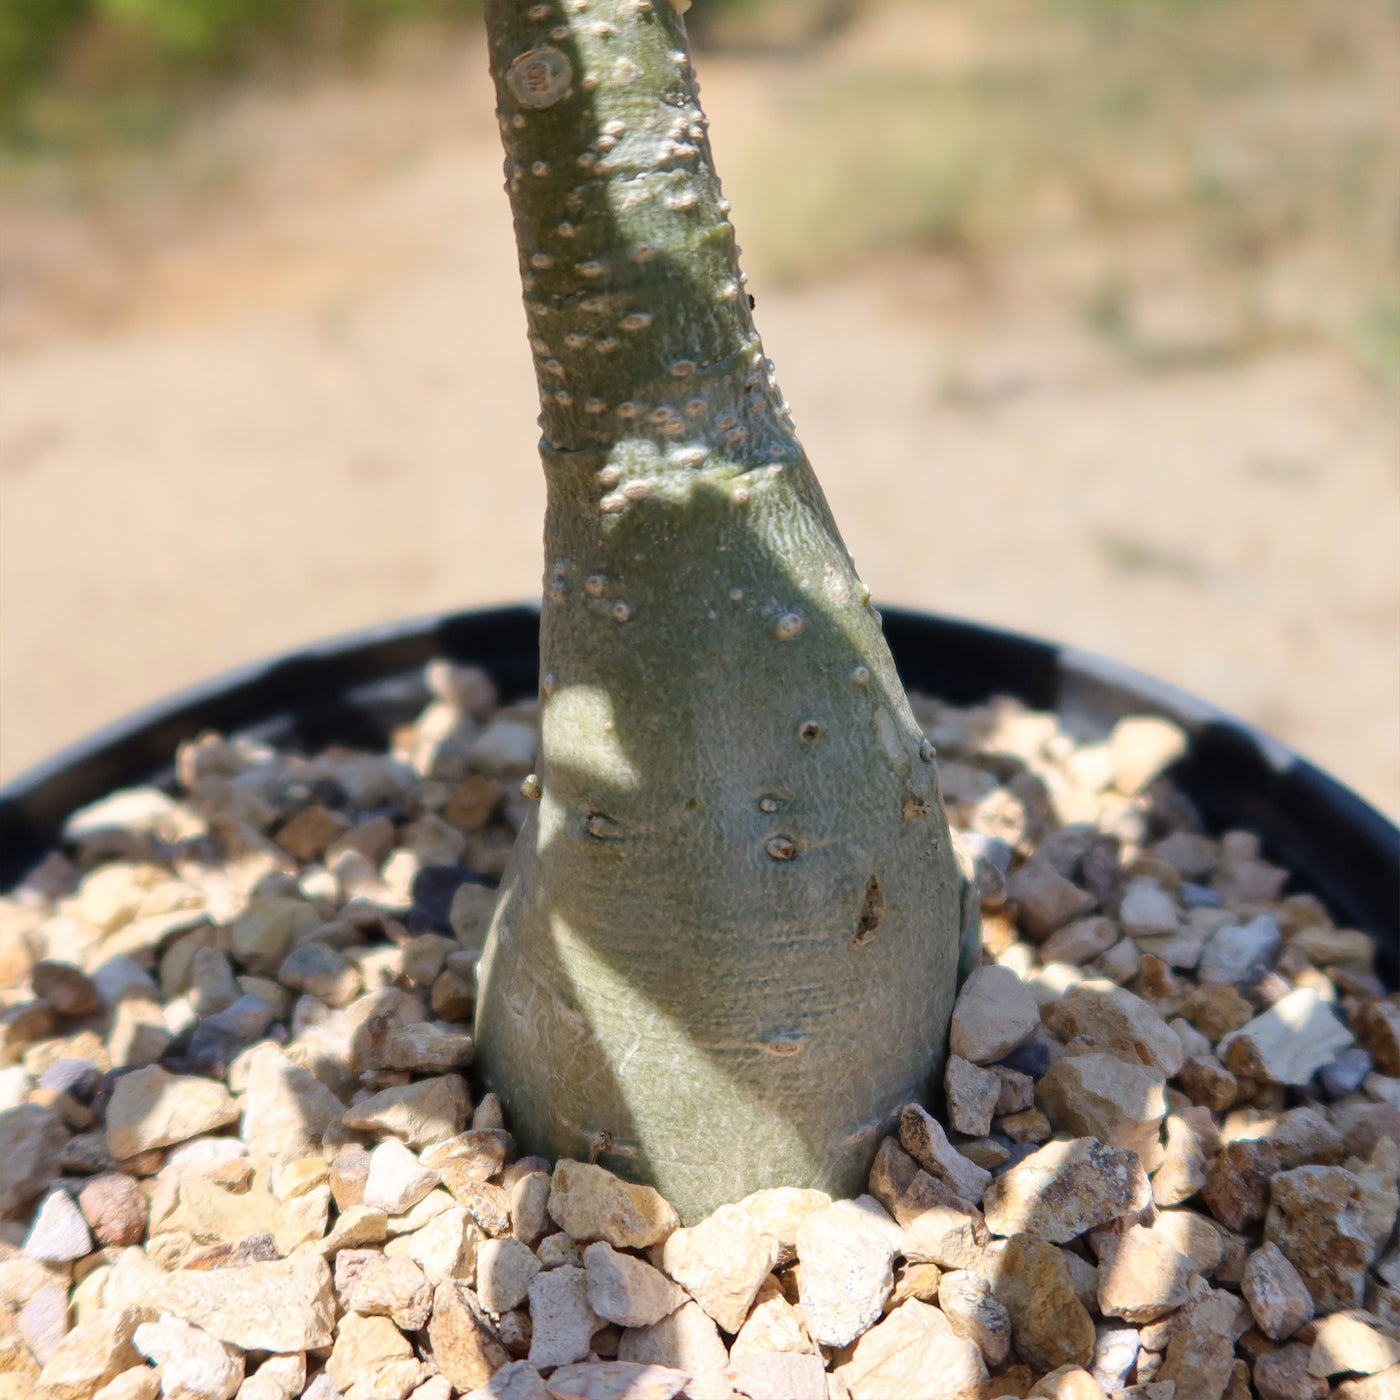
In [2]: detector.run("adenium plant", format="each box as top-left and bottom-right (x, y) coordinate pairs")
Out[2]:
(474, 0), (975, 1223)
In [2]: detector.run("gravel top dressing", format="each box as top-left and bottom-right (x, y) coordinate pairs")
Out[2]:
(1, 659), (1397, 1400)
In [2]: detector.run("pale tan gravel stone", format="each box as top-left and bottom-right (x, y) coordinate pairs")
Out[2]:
(538, 1232), (586, 1269)
(24, 1187), (94, 1262)
(384, 1202), (479, 1286)
(1096, 1225), (1191, 1324)
(335, 1248), (434, 1330)
(1241, 1241), (1315, 1341)
(1253, 1342), (1328, 1400)
(235, 1374), (293, 1400)
(1045, 980), (1184, 1077)
(315, 1203), (390, 1257)
(19, 1277), (70, 1366)
(1007, 860), (1099, 941)
(545, 1361), (691, 1400)
(1149, 1209), (1223, 1279)
(447, 1174), (513, 1236)
(728, 1275), (814, 1357)
(1, 999), (57, 1067)
(527, 1265), (598, 1370)
(92, 1367), (161, 1400)
(1036, 1053), (1167, 1162)
(1351, 1135), (1400, 1251)
(108, 992), (175, 1069)
(104, 1065), (239, 1159)
(616, 1301), (730, 1400)
(1307, 1310), (1400, 1377)
(659, 1201), (780, 1335)
(158, 1173), (278, 1245)
(462, 1360), (550, 1400)
(949, 964), (1043, 1062)
(794, 1196), (901, 1347)
(937, 1269), (1011, 1366)
(983, 1137), (1151, 1243)
(833, 1298), (986, 1400)
(1088, 1326), (1141, 1393)
(276, 942), (362, 1007)
(134, 1313), (244, 1400)
(240, 1043), (345, 1159)
(980, 1233), (1096, 1373)
(715, 1186), (830, 1267)
(326, 1312), (426, 1400)
(893, 1169), (989, 1270)
(1152, 1114), (1210, 1207)
(990, 1064), (1035, 1115)
(229, 898), (321, 974)
(271, 1153), (329, 1200)
(1118, 879), (1180, 939)
(1027, 1367), (1107, 1399)
(722, 1352), (825, 1400)
(342, 1075), (470, 1148)
(427, 1280), (512, 1392)
(155, 1251), (335, 1352)
(898, 1102), (992, 1202)
(509, 1171), (553, 1247)
(421, 1128), (511, 1184)
(1331, 1368), (1400, 1400)
(584, 1243), (685, 1330)
(1108, 718), (1187, 795)
(867, 1135), (919, 1215)
(1041, 917), (1119, 967)
(1058, 1248), (1100, 1316)
(38, 1306), (148, 1400)
(363, 1138), (440, 1216)
(945, 1055), (1002, 1137)
(377, 1022), (475, 1074)
(1217, 987), (1355, 1086)
(477, 1236), (544, 1315)
(547, 1161), (679, 1250)
(1265, 1164), (1373, 1314)
(1223, 1105), (1345, 1168)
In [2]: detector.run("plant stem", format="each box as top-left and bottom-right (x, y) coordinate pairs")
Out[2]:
(475, 0), (967, 1222)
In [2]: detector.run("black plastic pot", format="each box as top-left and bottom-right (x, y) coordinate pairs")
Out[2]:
(2, 605), (1395, 986)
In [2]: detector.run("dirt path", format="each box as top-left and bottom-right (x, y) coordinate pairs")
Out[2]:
(2, 18), (1396, 821)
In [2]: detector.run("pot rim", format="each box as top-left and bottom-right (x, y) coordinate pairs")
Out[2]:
(2, 603), (1395, 983)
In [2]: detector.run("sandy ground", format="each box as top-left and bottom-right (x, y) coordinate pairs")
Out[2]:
(2, 18), (1397, 822)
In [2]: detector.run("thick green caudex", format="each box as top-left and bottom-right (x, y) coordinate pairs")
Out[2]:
(475, 0), (968, 1223)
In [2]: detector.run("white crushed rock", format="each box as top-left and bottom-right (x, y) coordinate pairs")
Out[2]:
(362, 1137), (440, 1215)
(1095, 1223), (1193, 1323)
(105, 1065), (239, 1159)
(23, 1186), (94, 1262)
(1, 675), (1393, 1400)
(659, 1196), (780, 1333)
(477, 1235), (543, 1314)
(898, 1102), (992, 1202)
(585, 1241), (686, 1329)
(526, 1264), (598, 1370)
(133, 1313), (245, 1400)
(547, 1160), (679, 1249)
(794, 1195), (902, 1347)
(949, 963), (1041, 1062)
(1218, 986), (1357, 1085)
(616, 1299), (730, 1400)
(1242, 1239), (1316, 1340)
(982, 1137), (1151, 1242)
(833, 1298), (986, 1400)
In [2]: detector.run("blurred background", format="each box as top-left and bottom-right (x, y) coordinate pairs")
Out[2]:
(1, 0), (1397, 818)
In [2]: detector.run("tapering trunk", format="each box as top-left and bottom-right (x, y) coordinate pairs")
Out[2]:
(475, 0), (969, 1222)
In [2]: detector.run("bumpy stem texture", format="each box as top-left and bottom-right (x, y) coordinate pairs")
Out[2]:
(475, 0), (966, 1222)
